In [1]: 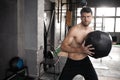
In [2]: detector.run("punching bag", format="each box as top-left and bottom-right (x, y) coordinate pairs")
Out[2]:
(85, 31), (112, 58)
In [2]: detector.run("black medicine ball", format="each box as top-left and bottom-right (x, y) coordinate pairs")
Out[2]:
(85, 31), (112, 58)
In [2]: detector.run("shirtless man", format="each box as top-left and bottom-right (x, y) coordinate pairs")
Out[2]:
(58, 7), (98, 80)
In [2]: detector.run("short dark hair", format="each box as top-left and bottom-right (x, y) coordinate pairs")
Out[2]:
(80, 7), (92, 15)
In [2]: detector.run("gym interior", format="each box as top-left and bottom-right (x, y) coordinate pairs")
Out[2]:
(0, 0), (120, 80)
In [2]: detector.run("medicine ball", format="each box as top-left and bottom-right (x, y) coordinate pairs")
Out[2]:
(85, 31), (112, 58)
(9, 57), (24, 70)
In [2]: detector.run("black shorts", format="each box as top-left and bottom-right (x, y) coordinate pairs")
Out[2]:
(58, 56), (98, 80)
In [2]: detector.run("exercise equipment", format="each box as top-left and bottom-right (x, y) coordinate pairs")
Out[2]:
(85, 31), (112, 58)
(39, 49), (60, 80)
(9, 57), (24, 70)
(80, 0), (87, 7)
(5, 57), (29, 80)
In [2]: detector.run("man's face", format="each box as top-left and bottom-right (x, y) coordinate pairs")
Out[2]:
(81, 12), (92, 26)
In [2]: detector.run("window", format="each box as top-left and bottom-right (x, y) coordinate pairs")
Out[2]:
(116, 7), (120, 32)
(77, 7), (120, 32)
(117, 7), (120, 16)
(104, 18), (114, 32)
(96, 18), (103, 31)
(116, 18), (120, 32)
(96, 7), (115, 32)
(96, 7), (115, 16)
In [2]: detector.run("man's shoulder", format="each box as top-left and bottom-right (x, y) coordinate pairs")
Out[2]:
(70, 24), (80, 30)
(69, 26), (78, 34)
(73, 23), (80, 27)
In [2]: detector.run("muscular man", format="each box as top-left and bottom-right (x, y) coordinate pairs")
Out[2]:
(58, 7), (98, 80)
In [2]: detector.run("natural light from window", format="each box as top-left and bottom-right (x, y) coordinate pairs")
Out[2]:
(77, 7), (120, 32)
(96, 7), (115, 16)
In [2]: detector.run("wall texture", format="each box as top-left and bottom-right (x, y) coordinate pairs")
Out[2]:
(0, 0), (44, 79)
(0, 0), (18, 79)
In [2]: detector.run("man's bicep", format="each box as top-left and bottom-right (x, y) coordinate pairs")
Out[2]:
(63, 34), (74, 45)
(61, 36), (73, 52)
(64, 28), (75, 44)
(61, 27), (75, 50)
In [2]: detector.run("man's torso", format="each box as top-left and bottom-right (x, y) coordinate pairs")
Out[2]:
(68, 24), (92, 60)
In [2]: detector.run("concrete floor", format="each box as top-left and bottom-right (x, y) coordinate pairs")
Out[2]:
(93, 45), (120, 80)
(39, 45), (120, 80)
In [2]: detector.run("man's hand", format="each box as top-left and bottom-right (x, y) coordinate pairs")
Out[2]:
(81, 41), (95, 56)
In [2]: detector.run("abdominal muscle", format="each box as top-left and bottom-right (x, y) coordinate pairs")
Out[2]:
(68, 36), (88, 60)
(68, 52), (87, 60)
